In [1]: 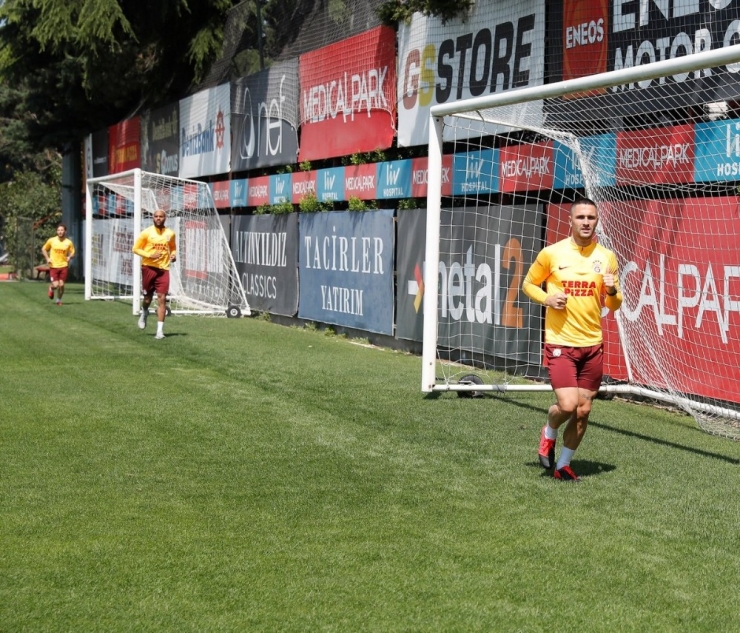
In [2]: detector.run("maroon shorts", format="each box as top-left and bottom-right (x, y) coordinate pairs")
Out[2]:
(49, 267), (69, 282)
(141, 266), (170, 296)
(545, 343), (604, 392)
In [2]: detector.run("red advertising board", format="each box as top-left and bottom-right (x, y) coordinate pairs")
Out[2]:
(211, 181), (231, 209)
(291, 171), (317, 204)
(344, 163), (377, 200)
(108, 117), (140, 174)
(299, 26), (397, 161)
(561, 0), (608, 81)
(247, 175), (270, 207)
(410, 155), (453, 198)
(616, 124), (695, 186)
(499, 141), (554, 193)
(548, 198), (740, 402)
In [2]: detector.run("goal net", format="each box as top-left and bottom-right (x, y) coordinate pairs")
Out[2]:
(85, 169), (250, 317)
(422, 46), (740, 439)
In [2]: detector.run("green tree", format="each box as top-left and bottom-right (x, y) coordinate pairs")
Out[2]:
(0, 0), (238, 149)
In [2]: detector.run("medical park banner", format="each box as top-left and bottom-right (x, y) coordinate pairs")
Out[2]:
(231, 58), (300, 171)
(546, 0), (740, 125)
(141, 103), (180, 176)
(298, 25), (397, 161)
(395, 208), (427, 342)
(437, 204), (544, 364)
(397, 0), (546, 147)
(232, 213), (299, 316)
(299, 209), (395, 335)
(179, 84), (231, 178)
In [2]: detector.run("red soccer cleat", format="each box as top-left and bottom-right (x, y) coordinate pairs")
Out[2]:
(538, 425), (556, 469)
(48, 286), (54, 299)
(553, 465), (581, 482)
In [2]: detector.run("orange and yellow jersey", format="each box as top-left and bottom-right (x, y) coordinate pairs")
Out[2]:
(43, 237), (75, 268)
(132, 225), (177, 270)
(522, 237), (622, 347)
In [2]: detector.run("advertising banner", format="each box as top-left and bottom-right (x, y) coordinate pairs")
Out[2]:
(90, 129), (109, 178)
(499, 141), (554, 192)
(452, 149), (499, 195)
(270, 173), (292, 204)
(108, 117), (140, 175)
(232, 213), (299, 316)
(179, 84), (231, 178)
(141, 103), (180, 176)
(410, 155), (453, 198)
(437, 204), (544, 364)
(298, 209), (395, 334)
(90, 218), (135, 286)
(247, 176), (270, 207)
(230, 179), (248, 208)
(344, 163), (377, 201)
(396, 208), (427, 342)
(299, 26), (397, 161)
(377, 160), (412, 199)
(291, 170), (317, 204)
(210, 181), (231, 209)
(317, 167), (345, 202)
(546, 0), (740, 124)
(231, 58), (300, 172)
(553, 133), (617, 190)
(694, 118), (740, 182)
(615, 124), (695, 185)
(397, 0), (546, 147)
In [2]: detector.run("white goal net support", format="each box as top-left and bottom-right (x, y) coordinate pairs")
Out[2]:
(85, 169), (250, 317)
(422, 46), (740, 439)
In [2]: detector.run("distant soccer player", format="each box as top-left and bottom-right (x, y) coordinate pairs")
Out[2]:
(522, 198), (622, 482)
(132, 209), (176, 339)
(42, 223), (75, 306)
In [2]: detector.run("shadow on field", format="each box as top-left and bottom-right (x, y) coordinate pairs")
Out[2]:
(534, 460), (615, 480)
(591, 421), (740, 465)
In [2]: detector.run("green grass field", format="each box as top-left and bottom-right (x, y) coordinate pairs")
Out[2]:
(1, 281), (739, 632)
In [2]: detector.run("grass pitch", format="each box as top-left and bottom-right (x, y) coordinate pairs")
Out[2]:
(1, 282), (739, 632)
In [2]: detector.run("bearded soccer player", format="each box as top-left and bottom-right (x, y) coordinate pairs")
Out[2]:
(132, 209), (177, 340)
(42, 223), (75, 305)
(522, 198), (622, 482)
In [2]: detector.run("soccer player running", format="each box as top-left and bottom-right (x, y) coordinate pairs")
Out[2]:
(42, 223), (75, 305)
(522, 198), (622, 482)
(132, 209), (176, 340)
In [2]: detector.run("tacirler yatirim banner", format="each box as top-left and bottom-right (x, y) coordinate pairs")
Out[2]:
(545, 0), (740, 126)
(396, 0), (546, 147)
(436, 204), (544, 365)
(231, 58), (300, 172)
(232, 213), (299, 317)
(395, 208), (427, 342)
(179, 84), (231, 179)
(141, 103), (180, 177)
(298, 209), (395, 335)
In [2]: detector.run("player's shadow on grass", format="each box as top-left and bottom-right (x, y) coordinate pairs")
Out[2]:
(494, 395), (740, 466)
(533, 460), (615, 479)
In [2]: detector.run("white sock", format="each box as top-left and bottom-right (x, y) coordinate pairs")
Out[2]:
(556, 447), (576, 470)
(157, 322), (164, 334)
(544, 424), (558, 440)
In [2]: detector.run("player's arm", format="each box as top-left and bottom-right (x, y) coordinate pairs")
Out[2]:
(168, 233), (177, 262)
(522, 253), (549, 305)
(41, 239), (52, 263)
(132, 231), (153, 258)
(67, 242), (76, 262)
(603, 252), (622, 311)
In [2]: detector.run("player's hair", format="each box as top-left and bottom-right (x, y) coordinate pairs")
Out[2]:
(571, 197), (597, 211)
(57, 223), (66, 230)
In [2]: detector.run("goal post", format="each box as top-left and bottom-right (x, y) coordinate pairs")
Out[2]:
(85, 169), (250, 317)
(422, 45), (740, 438)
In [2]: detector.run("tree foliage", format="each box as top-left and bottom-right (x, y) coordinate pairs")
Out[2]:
(377, 0), (472, 25)
(0, 0), (238, 149)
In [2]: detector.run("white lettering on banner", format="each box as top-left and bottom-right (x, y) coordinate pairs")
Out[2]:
(152, 112), (178, 141)
(566, 19), (605, 49)
(412, 166), (451, 185)
(183, 228), (223, 274)
(156, 150), (178, 174)
(249, 184), (268, 198)
(617, 144), (690, 169)
(242, 272), (278, 298)
(718, 121), (740, 175)
(239, 74), (287, 160)
(621, 255), (740, 343)
(501, 156), (551, 178)
(345, 175), (375, 192)
(213, 188), (230, 202)
(233, 231), (287, 267)
(320, 285), (364, 315)
(303, 232), (384, 275)
(303, 67), (388, 123)
(293, 179), (316, 195)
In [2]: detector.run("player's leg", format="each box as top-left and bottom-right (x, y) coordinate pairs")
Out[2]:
(56, 268), (68, 304)
(538, 345), (578, 469)
(153, 269), (170, 339)
(48, 268), (59, 300)
(139, 266), (155, 329)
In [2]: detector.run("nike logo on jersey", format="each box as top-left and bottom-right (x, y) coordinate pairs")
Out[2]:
(558, 265), (571, 270)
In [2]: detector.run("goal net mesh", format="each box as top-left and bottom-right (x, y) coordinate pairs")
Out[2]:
(87, 171), (250, 317)
(428, 49), (740, 439)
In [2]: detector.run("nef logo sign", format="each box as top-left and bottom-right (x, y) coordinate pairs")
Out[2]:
(563, 0), (608, 80)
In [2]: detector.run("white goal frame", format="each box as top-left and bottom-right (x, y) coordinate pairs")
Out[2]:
(84, 168), (250, 317)
(422, 45), (740, 427)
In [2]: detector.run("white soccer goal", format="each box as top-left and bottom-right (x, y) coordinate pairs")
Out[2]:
(85, 169), (250, 317)
(423, 45), (740, 439)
